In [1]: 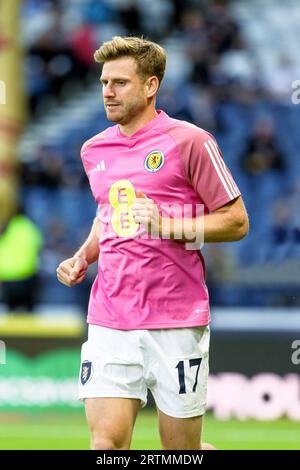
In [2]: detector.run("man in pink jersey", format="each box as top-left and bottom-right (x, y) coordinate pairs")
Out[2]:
(56, 36), (249, 450)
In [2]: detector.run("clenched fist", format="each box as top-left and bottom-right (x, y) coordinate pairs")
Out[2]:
(132, 190), (161, 236)
(56, 256), (88, 287)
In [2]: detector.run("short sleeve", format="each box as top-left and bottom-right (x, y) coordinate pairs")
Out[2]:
(189, 133), (241, 211)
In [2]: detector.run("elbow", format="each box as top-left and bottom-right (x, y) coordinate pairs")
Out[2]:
(234, 214), (249, 241)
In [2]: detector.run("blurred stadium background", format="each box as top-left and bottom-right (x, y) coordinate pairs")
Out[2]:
(0, 0), (300, 450)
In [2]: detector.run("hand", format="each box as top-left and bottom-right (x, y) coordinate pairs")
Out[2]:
(131, 190), (161, 236)
(56, 256), (88, 287)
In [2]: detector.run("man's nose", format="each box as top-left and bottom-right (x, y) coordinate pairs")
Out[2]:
(103, 84), (115, 97)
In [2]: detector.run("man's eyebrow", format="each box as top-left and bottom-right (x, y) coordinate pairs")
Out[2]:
(100, 77), (130, 82)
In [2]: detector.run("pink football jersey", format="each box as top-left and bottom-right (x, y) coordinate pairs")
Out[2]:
(81, 110), (240, 329)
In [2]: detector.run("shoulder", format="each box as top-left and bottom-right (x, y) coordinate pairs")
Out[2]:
(81, 126), (115, 156)
(161, 117), (214, 146)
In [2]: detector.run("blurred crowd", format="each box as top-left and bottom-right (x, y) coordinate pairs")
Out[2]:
(4, 0), (299, 310)
(23, 0), (247, 118)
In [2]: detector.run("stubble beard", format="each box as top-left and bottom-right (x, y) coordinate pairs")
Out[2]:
(106, 94), (146, 125)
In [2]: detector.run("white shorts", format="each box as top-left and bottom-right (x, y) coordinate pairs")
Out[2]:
(78, 324), (210, 418)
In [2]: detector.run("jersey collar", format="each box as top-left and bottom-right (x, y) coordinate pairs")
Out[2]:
(116, 110), (167, 140)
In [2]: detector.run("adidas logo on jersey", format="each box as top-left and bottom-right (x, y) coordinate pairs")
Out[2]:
(92, 160), (106, 172)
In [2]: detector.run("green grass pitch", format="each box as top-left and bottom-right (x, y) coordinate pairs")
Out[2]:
(0, 410), (299, 450)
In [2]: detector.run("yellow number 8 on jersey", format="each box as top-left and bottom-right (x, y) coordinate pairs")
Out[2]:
(109, 180), (139, 237)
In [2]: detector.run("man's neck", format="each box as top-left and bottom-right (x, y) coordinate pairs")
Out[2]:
(119, 107), (158, 137)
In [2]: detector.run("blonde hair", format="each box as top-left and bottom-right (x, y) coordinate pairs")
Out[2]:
(94, 36), (166, 87)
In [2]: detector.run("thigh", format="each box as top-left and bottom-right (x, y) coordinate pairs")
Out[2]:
(158, 408), (203, 450)
(85, 397), (141, 450)
(79, 325), (147, 405)
(146, 326), (210, 419)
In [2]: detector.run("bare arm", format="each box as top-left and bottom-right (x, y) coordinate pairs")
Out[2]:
(169, 196), (249, 243)
(56, 217), (100, 287)
(73, 216), (100, 264)
(203, 197), (249, 242)
(132, 195), (249, 244)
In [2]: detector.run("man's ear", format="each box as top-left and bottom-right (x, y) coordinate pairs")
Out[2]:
(146, 76), (159, 98)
